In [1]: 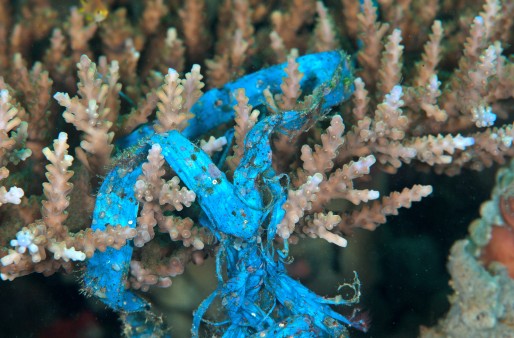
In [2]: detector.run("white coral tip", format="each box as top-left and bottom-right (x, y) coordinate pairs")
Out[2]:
(4, 186), (24, 204)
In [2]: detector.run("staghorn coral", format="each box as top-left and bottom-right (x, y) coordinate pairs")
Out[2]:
(0, 0), (512, 337)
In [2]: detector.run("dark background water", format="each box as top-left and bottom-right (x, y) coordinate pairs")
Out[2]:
(0, 166), (495, 338)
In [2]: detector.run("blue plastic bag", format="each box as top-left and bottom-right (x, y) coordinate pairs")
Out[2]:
(85, 51), (367, 337)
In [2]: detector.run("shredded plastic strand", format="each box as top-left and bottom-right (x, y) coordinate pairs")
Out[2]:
(85, 51), (366, 336)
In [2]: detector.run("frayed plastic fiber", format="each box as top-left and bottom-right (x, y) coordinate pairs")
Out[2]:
(85, 51), (367, 336)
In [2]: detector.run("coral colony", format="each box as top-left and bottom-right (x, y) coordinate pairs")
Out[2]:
(83, 51), (366, 335)
(0, 0), (514, 337)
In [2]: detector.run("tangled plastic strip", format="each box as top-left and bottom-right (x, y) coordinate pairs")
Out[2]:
(117, 50), (353, 149)
(163, 110), (365, 337)
(84, 51), (363, 336)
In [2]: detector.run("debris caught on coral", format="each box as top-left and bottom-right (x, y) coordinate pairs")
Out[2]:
(0, 0), (513, 337)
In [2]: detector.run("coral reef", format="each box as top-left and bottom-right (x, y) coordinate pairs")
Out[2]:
(421, 159), (514, 337)
(0, 0), (513, 336)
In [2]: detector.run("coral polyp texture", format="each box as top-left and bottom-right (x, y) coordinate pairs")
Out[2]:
(421, 159), (514, 337)
(0, 0), (513, 337)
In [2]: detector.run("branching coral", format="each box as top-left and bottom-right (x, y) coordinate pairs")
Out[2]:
(0, 0), (513, 336)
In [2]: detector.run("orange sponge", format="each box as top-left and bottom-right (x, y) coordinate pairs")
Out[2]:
(481, 195), (514, 278)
